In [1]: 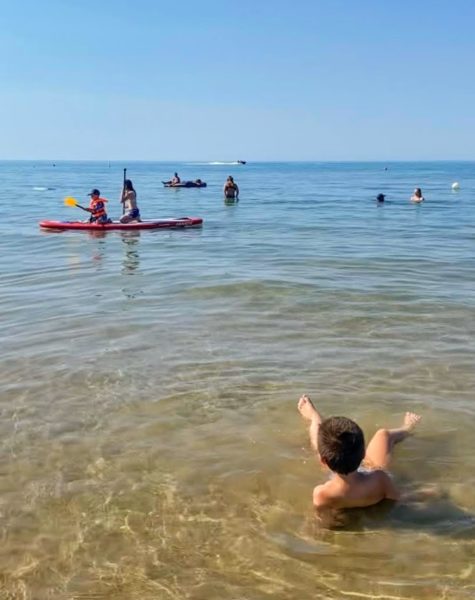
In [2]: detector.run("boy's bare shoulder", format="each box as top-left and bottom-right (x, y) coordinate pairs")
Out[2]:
(312, 480), (349, 508)
(312, 483), (334, 508)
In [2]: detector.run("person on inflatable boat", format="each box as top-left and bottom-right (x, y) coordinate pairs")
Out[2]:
(86, 189), (111, 224)
(163, 172), (181, 186)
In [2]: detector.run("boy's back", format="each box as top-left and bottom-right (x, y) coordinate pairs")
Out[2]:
(313, 467), (398, 510)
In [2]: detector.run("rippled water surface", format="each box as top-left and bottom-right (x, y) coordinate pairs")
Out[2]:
(1, 161), (475, 599)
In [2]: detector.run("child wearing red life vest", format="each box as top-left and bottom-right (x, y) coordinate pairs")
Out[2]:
(87, 189), (111, 224)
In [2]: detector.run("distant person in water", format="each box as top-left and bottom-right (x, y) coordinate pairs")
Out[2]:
(224, 175), (239, 200)
(163, 172), (181, 186)
(376, 193), (386, 203)
(120, 179), (140, 223)
(86, 189), (111, 224)
(411, 188), (424, 203)
(163, 173), (181, 186)
(297, 394), (421, 518)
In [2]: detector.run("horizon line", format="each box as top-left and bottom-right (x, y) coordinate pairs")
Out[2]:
(1, 158), (474, 163)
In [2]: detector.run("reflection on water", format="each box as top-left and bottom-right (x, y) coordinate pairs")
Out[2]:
(121, 231), (141, 275)
(87, 230), (108, 240)
(86, 232), (107, 271)
(120, 232), (143, 299)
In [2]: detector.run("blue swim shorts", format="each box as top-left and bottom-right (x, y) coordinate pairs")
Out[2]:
(90, 215), (111, 224)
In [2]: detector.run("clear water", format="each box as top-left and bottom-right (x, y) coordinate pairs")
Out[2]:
(1, 160), (475, 599)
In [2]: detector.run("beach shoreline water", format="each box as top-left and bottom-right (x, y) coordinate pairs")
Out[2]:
(1, 160), (475, 598)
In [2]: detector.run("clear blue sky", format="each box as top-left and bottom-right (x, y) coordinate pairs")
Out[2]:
(1, 0), (475, 161)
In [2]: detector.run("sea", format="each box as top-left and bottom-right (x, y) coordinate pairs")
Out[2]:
(1, 160), (475, 599)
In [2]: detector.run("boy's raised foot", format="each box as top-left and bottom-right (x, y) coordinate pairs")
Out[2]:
(298, 394), (319, 421)
(403, 411), (421, 433)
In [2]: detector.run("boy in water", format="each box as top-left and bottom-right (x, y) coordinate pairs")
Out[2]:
(298, 395), (421, 511)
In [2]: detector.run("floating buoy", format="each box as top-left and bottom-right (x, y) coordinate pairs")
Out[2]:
(452, 182), (460, 190)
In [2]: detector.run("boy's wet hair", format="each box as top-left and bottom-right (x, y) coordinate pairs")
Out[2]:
(318, 417), (365, 475)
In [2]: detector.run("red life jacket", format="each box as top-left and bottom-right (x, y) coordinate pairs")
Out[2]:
(89, 197), (108, 219)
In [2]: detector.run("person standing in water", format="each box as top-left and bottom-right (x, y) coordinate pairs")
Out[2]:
(223, 175), (239, 200)
(120, 179), (141, 223)
(411, 188), (424, 203)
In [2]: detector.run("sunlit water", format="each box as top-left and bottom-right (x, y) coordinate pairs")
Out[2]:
(1, 161), (475, 599)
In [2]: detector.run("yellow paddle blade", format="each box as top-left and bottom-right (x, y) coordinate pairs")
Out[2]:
(64, 196), (78, 207)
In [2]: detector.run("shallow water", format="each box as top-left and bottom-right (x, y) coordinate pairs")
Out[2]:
(1, 160), (475, 599)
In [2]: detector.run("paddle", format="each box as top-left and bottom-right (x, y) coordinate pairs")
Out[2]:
(122, 168), (127, 215)
(64, 196), (89, 212)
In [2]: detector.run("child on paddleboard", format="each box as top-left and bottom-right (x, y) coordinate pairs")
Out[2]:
(86, 189), (111, 224)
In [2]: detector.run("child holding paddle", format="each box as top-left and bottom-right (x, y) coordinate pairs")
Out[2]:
(86, 189), (111, 224)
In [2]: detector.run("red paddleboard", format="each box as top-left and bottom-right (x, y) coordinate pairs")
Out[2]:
(39, 217), (203, 231)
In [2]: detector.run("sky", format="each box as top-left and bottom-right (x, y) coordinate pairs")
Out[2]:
(1, 0), (475, 161)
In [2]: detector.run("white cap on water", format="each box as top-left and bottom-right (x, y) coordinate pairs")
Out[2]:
(452, 182), (460, 190)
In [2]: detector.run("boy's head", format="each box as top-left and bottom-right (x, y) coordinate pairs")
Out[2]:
(318, 417), (365, 475)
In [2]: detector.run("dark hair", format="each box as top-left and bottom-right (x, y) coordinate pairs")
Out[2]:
(124, 179), (135, 192)
(415, 187), (422, 196)
(318, 417), (365, 475)
(227, 175), (234, 182)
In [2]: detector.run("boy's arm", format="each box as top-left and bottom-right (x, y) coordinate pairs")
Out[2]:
(400, 485), (442, 503)
(382, 472), (401, 501)
(308, 416), (320, 452)
(381, 473), (440, 504)
(298, 395), (323, 452)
